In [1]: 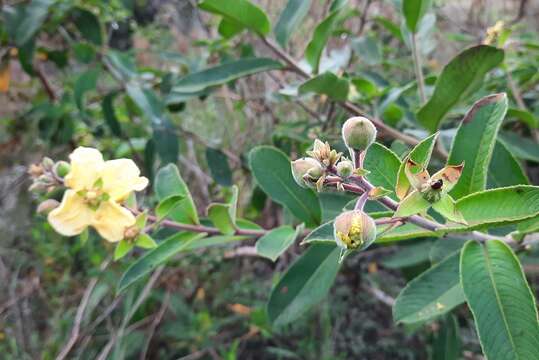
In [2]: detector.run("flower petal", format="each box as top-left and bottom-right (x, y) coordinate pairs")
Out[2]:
(431, 163), (464, 194)
(92, 201), (136, 242)
(48, 190), (94, 236)
(101, 159), (148, 201)
(64, 147), (105, 191)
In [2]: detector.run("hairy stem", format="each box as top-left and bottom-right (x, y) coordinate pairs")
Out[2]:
(411, 32), (426, 104)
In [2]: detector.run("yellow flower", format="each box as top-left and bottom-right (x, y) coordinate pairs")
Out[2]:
(48, 147), (148, 242)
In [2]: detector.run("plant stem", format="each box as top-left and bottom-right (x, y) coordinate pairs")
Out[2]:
(411, 32), (427, 104)
(259, 36), (449, 160)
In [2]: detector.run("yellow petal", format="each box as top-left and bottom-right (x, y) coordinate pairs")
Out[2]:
(64, 147), (104, 191)
(48, 190), (94, 236)
(92, 201), (136, 242)
(101, 159), (149, 201)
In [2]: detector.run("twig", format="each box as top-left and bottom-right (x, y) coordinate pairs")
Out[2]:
(55, 257), (111, 360)
(411, 32), (426, 104)
(36, 65), (57, 101)
(139, 291), (171, 360)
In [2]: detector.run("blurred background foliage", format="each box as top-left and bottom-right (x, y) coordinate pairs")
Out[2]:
(1, 0), (539, 359)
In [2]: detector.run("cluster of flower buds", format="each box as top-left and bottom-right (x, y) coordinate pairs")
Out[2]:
(28, 157), (70, 195)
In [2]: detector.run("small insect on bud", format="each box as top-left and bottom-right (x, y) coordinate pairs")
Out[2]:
(342, 116), (377, 152)
(53, 161), (71, 178)
(291, 158), (323, 188)
(37, 199), (60, 215)
(336, 159), (354, 178)
(333, 210), (377, 250)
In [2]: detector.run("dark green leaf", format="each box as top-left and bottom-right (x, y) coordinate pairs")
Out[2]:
(364, 143), (401, 200)
(393, 251), (464, 324)
(417, 45), (504, 132)
(274, 0), (311, 47)
(14, 0), (54, 46)
(402, 0), (432, 33)
(298, 72), (349, 101)
(256, 225), (302, 262)
(74, 68), (100, 112)
(460, 240), (539, 359)
(249, 146), (321, 227)
(156, 195), (185, 220)
(172, 58), (282, 93)
(206, 147), (233, 187)
(448, 93), (508, 199)
(498, 131), (539, 163)
(152, 124), (179, 165)
(267, 243), (340, 326)
(72, 7), (102, 46)
(487, 141), (528, 188)
(432, 315), (461, 360)
(199, 0), (271, 35)
(102, 93), (122, 136)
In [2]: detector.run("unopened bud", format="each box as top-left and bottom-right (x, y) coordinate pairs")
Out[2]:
(342, 117), (377, 152)
(336, 159), (354, 178)
(124, 225), (140, 240)
(333, 210), (376, 250)
(53, 161), (70, 178)
(291, 157), (323, 188)
(29, 182), (48, 193)
(41, 157), (54, 171)
(28, 164), (44, 178)
(38, 174), (54, 185)
(37, 199), (60, 214)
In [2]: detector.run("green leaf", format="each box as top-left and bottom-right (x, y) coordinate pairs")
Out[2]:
(182, 234), (249, 250)
(114, 240), (134, 261)
(498, 131), (539, 163)
(152, 124), (179, 165)
(395, 133), (438, 200)
(249, 146), (321, 227)
(448, 93), (508, 199)
(267, 243), (340, 326)
(74, 68), (100, 112)
(487, 141), (528, 188)
(432, 194), (466, 224)
(429, 238), (467, 264)
(206, 148), (233, 187)
(274, 0), (311, 47)
(13, 0), (54, 46)
(456, 186), (539, 228)
(507, 108), (538, 129)
(102, 93), (122, 136)
(105, 51), (137, 81)
(432, 315), (461, 360)
(393, 251), (465, 324)
(460, 240), (539, 359)
(298, 72), (349, 101)
(351, 35), (382, 65)
(154, 164), (199, 224)
(156, 194), (185, 220)
(256, 225), (303, 262)
(135, 234), (157, 249)
(125, 85), (163, 125)
(301, 221), (333, 245)
(417, 45), (504, 132)
(394, 191), (430, 218)
(382, 239), (432, 269)
(218, 18), (245, 38)
(72, 7), (102, 46)
(172, 58), (282, 93)
(207, 186), (239, 235)
(304, 4), (345, 74)
(199, 0), (271, 35)
(363, 143), (401, 200)
(118, 232), (205, 292)
(402, 0), (432, 33)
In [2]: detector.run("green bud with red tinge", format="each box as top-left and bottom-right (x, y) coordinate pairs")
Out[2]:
(342, 116), (377, 152)
(291, 157), (323, 188)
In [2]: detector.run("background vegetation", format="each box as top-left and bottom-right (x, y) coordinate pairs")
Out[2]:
(1, 0), (539, 359)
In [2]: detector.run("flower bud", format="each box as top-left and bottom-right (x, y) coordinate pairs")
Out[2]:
(333, 210), (376, 250)
(53, 161), (71, 178)
(29, 182), (48, 193)
(342, 116), (377, 152)
(291, 157), (323, 188)
(336, 159), (354, 178)
(28, 164), (44, 178)
(41, 157), (54, 171)
(37, 199), (60, 215)
(124, 225), (140, 240)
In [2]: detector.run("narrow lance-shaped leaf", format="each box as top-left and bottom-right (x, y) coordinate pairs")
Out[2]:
(14, 0), (54, 46)
(267, 243), (340, 326)
(154, 164), (199, 224)
(432, 315), (461, 360)
(460, 240), (539, 359)
(395, 132), (438, 200)
(249, 146), (321, 227)
(74, 68), (100, 112)
(199, 0), (271, 35)
(402, 0), (432, 33)
(393, 251), (465, 324)
(275, 0), (311, 47)
(172, 58), (282, 93)
(417, 45), (504, 132)
(448, 93), (508, 199)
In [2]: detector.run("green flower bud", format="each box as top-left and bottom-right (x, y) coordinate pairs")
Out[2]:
(336, 159), (354, 178)
(41, 157), (54, 171)
(36, 199), (60, 215)
(333, 210), (376, 250)
(53, 161), (71, 178)
(342, 116), (377, 152)
(291, 157), (323, 188)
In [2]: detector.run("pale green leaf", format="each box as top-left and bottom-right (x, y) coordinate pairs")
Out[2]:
(207, 186), (239, 235)
(256, 225), (302, 262)
(363, 143), (401, 200)
(156, 195), (185, 220)
(199, 0), (271, 35)
(135, 234), (157, 249)
(275, 0), (311, 47)
(394, 190), (430, 218)
(114, 239), (134, 261)
(298, 72), (349, 101)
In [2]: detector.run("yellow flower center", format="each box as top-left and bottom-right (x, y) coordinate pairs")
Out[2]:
(337, 216), (364, 249)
